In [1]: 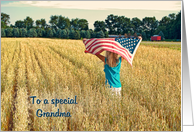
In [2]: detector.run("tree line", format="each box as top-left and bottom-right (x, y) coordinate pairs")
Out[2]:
(1, 11), (181, 40)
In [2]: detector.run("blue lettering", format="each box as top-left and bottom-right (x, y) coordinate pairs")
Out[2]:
(36, 109), (42, 117)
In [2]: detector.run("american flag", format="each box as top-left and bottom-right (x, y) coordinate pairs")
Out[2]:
(83, 37), (142, 67)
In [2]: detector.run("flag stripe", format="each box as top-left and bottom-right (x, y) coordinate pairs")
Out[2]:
(85, 38), (97, 48)
(85, 38), (115, 49)
(88, 43), (132, 60)
(87, 39), (122, 50)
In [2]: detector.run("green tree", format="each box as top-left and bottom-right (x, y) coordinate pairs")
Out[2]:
(56, 29), (62, 38)
(69, 30), (75, 39)
(15, 20), (25, 28)
(94, 21), (106, 32)
(1, 28), (6, 37)
(1, 21), (7, 28)
(154, 26), (166, 37)
(70, 18), (79, 30)
(157, 11), (181, 39)
(169, 13), (176, 20)
(1, 12), (10, 26)
(131, 17), (142, 33)
(85, 30), (91, 39)
(167, 11), (181, 39)
(159, 16), (171, 26)
(10, 24), (15, 28)
(90, 30), (96, 38)
(19, 28), (27, 37)
(78, 19), (88, 30)
(105, 14), (132, 35)
(74, 30), (80, 39)
(27, 28), (37, 37)
(66, 29), (70, 39)
(57, 15), (70, 29)
(35, 20), (42, 28)
(158, 31), (165, 40)
(6, 28), (13, 37)
(49, 15), (71, 30)
(61, 29), (68, 39)
(141, 32), (147, 40)
(104, 31), (109, 38)
(13, 28), (19, 37)
(105, 14), (116, 35)
(36, 28), (44, 37)
(96, 30), (105, 38)
(49, 15), (58, 29)
(115, 16), (125, 34)
(40, 19), (46, 29)
(142, 16), (158, 38)
(174, 11), (181, 39)
(47, 29), (53, 38)
(80, 30), (86, 38)
(52, 28), (56, 37)
(24, 16), (34, 30)
(158, 16), (170, 39)
(122, 17), (132, 35)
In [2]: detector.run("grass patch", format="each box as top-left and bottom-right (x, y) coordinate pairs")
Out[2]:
(141, 41), (181, 51)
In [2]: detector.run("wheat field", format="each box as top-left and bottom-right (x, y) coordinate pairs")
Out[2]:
(1, 38), (181, 131)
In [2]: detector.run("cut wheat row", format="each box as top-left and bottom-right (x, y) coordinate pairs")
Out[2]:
(1, 41), (19, 93)
(1, 41), (20, 131)
(11, 42), (30, 131)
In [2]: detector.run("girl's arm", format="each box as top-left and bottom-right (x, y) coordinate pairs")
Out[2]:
(95, 54), (105, 63)
(121, 56), (124, 62)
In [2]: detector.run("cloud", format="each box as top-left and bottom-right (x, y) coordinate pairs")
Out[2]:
(1, 1), (181, 11)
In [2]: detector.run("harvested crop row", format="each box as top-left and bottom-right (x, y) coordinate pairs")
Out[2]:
(12, 43), (30, 131)
(1, 41), (20, 130)
(1, 41), (20, 93)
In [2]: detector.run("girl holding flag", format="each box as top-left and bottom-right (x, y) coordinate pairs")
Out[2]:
(84, 35), (142, 96)
(85, 49), (123, 96)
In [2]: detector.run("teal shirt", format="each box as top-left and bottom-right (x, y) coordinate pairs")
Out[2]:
(104, 57), (122, 88)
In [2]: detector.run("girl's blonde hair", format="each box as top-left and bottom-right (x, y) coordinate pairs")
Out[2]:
(106, 51), (119, 67)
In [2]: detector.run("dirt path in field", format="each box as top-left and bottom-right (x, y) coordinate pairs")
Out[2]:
(8, 42), (21, 131)
(24, 44), (35, 131)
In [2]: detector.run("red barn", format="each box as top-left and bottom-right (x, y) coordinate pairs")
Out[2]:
(151, 35), (161, 41)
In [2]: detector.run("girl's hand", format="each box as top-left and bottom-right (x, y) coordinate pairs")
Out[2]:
(138, 36), (142, 40)
(85, 50), (91, 54)
(83, 38), (87, 43)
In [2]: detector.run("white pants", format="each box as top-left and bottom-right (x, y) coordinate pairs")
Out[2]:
(110, 87), (121, 96)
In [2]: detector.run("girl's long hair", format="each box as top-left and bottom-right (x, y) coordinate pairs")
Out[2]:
(106, 51), (119, 67)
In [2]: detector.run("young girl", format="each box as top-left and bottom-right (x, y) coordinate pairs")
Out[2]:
(84, 36), (142, 96)
(85, 50), (124, 96)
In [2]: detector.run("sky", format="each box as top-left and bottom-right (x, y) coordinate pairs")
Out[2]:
(1, 1), (182, 29)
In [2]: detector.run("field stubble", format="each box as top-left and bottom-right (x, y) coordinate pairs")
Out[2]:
(1, 38), (181, 131)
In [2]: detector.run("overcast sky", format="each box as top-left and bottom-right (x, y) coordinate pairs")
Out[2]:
(1, 1), (181, 29)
